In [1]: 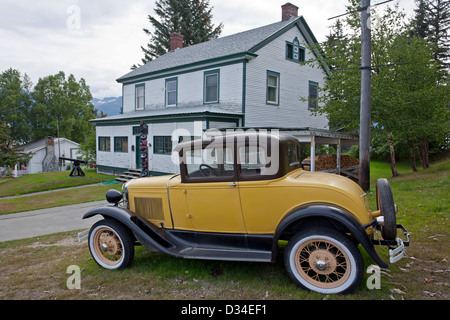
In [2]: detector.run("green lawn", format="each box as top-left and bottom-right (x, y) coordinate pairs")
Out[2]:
(0, 158), (448, 299)
(0, 169), (116, 197)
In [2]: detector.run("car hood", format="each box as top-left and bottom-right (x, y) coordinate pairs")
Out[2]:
(127, 174), (178, 189)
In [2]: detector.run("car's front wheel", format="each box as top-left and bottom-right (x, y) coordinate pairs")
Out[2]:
(88, 219), (134, 270)
(285, 228), (364, 294)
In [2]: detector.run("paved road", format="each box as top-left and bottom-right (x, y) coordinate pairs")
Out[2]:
(0, 201), (107, 242)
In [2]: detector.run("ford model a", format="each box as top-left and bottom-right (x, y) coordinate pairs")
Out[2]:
(83, 132), (409, 294)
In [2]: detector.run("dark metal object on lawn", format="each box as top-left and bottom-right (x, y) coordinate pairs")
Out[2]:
(59, 157), (87, 177)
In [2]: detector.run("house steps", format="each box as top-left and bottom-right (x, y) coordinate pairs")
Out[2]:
(115, 169), (142, 183)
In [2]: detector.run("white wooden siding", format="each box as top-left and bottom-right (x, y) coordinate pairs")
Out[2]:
(96, 121), (207, 173)
(245, 26), (328, 129)
(122, 64), (243, 114)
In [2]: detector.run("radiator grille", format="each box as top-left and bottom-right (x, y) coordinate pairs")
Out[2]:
(134, 197), (164, 221)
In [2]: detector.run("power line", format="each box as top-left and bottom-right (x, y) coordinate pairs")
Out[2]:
(328, 0), (394, 20)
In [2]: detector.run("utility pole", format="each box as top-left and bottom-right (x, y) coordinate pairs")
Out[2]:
(359, 0), (371, 191)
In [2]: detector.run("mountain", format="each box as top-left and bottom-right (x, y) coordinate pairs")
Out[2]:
(92, 97), (122, 116)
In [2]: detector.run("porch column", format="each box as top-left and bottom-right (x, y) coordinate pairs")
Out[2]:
(336, 138), (341, 175)
(310, 135), (315, 172)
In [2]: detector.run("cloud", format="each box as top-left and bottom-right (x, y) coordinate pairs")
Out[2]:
(0, 0), (154, 98)
(0, 0), (416, 99)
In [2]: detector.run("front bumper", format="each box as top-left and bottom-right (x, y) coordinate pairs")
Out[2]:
(372, 224), (410, 263)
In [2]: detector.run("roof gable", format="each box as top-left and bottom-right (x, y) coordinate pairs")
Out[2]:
(117, 16), (324, 84)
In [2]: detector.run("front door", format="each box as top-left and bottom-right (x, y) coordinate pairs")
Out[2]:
(182, 144), (246, 233)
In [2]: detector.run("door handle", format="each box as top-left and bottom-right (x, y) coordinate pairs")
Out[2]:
(228, 181), (236, 187)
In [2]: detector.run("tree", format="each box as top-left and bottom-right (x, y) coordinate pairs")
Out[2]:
(0, 122), (30, 168)
(374, 35), (449, 171)
(0, 68), (33, 144)
(134, 0), (223, 68)
(411, 0), (450, 77)
(309, 0), (449, 177)
(30, 72), (96, 144)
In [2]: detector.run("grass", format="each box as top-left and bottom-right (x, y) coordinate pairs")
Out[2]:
(0, 169), (116, 197)
(0, 158), (448, 300)
(0, 184), (122, 214)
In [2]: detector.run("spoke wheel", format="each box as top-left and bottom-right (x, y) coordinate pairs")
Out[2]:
(93, 227), (124, 266)
(285, 228), (363, 294)
(295, 238), (351, 289)
(88, 219), (134, 270)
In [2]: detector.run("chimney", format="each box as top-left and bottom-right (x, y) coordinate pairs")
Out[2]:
(170, 32), (184, 51)
(281, 3), (299, 21)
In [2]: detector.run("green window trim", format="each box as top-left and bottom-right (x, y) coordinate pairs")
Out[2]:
(308, 81), (319, 110)
(98, 136), (111, 152)
(266, 70), (280, 105)
(154, 136), (173, 155)
(135, 84), (145, 110)
(203, 69), (220, 104)
(114, 137), (129, 153)
(286, 37), (305, 63)
(165, 77), (178, 107)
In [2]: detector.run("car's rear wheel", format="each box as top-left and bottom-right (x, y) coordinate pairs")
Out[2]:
(376, 178), (397, 241)
(285, 228), (364, 294)
(88, 219), (134, 270)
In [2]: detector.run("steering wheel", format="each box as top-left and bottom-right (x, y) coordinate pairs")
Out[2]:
(199, 164), (218, 177)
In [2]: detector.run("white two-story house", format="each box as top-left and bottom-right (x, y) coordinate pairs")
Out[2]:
(92, 3), (330, 176)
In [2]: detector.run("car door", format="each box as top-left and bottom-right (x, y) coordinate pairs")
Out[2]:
(181, 142), (246, 233)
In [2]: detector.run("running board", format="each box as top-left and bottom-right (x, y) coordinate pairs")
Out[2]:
(179, 247), (272, 262)
(132, 217), (274, 263)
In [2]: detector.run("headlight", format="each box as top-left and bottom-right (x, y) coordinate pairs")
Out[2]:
(122, 180), (132, 208)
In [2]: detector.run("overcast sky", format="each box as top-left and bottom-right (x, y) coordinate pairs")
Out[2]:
(0, 0), (416, 99)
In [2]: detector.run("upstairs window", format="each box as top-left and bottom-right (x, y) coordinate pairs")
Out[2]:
(135, 84), (145, 110)
(165, 78), (177, 106)
(204, 70), (219, 104)
(286, 37), (305, 62)
(308, 81), (319, 110)
(266, 70), (280, 105)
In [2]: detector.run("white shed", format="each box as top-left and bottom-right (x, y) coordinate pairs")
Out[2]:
(14, 137), (81, 176)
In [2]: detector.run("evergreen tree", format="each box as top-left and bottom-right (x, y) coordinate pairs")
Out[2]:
(411, 0), (450, 76)
(133, 0), (223, 68)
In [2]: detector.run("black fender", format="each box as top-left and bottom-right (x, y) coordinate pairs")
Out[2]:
(274, 204), (388, 269)
(83, 205), (176, 256)
(83, 205), (136, 227)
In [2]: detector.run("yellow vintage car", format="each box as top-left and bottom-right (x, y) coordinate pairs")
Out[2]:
(83, 132), (409, 294)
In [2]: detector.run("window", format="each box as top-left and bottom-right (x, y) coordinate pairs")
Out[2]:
(114, 137), (128, 153)
(286, 43), (294, 60)
(165, 78), (177, 106)
(204, 70), (219, 103)
(239, 145), (268, 176)
(98, 137), (110, 152)
(286, 38), (305, 62)
(308, 81), (319, 110)
(135, 84), (145, 110)
(266, 71), (280, 105)
(132, 126), (141, 135)
(154, 136), (173, 155)
(287, 143), (300, 166)
(185, 146), (234, 180)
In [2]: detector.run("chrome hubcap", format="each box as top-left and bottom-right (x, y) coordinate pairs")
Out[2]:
(315, 260), (327, 271)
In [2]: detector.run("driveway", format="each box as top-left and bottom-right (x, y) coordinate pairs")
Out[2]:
(0, 200), (106, 242)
